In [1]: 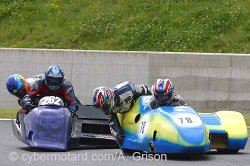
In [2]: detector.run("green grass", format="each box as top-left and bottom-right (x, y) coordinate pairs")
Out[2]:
(244, 115), (250, 126)
(0, 0), (249, 53)
(0, 108), (16, 119)
(0, 108), (250, 126)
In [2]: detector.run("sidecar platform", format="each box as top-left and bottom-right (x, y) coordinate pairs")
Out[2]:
(12, 105), (118, 151)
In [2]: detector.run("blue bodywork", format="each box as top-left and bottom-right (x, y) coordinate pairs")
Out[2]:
(120, 96), (248, 154)
(120, 96), (210, 154)
(12, 103), (119, 151)
(13, 105), (72, 151)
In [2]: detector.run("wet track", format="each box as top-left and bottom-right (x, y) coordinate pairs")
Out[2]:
(0, 120), (249, 166)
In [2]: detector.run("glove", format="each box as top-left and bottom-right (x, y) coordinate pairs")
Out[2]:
(116, 132), (125, 145)
(19, 108), (29, 114)
(24, 102), (32, 111)
(21, 95), (32, 111)
(69, 103), (79, 117)
(69, 104), (77, 113)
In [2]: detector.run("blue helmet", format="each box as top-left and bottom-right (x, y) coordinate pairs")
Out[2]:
(6, 74), (28, 98)
(45, 65), (64, 91)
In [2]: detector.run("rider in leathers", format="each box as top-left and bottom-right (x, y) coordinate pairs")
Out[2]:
(21, 65), (79, 113)
(93, 81), (152, 144)
(6, 74), (44, 106)
(6, 74), (44, 123)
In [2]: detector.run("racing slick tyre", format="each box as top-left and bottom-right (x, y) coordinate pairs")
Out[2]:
(217, 149), (239, 154)
(121, 148), (136, 155)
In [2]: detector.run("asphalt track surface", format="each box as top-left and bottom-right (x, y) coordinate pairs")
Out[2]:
(0, 120), (249, 166)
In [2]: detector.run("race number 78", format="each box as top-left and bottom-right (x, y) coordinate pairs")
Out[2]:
(178, 117), (193, 124)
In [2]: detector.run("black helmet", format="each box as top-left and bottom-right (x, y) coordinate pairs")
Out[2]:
(45, 65), (64, 91)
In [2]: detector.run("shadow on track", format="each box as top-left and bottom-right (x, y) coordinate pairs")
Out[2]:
(166, 154), (214, 161)
(208, 150), (250, 155)
(18, 146), (118, 152)
(123, 150), (215, 161)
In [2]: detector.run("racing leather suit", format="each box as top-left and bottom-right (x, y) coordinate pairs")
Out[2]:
(21, 78), (78, 112)
(105, 81), (152, 143)
(15, 74), (44, 124)
(17, 74), (44, 106)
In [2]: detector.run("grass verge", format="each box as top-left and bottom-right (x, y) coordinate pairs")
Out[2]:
(0, 108), (16, 119)
(0, 108), (250, 126)
(243, 115), (250, 126)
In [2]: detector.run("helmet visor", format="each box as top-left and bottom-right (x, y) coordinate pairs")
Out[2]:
(46, 76), (63, 91)
(100, 98), (115, 114)
(12, 85), (26, 98)
(155, 93), (173, 105)
(47, 76), (63, 86)
(101, 103), (110, 114)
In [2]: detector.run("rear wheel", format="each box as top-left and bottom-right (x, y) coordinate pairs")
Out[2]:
(217, 149), (239, 154)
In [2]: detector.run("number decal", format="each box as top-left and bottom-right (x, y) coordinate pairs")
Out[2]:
(185, 117), (193, 123)
(138, 114), (150, 142)
(178, 117), (193, 124)
(140, 121), (146, 133)
(54, 97), (61, 105)
(178, 118), (183, 124)
(174, 114), (202, 127)
(38, 96), (63, 106)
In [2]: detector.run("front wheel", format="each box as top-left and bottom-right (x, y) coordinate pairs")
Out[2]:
(121, 148), (136, 155)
